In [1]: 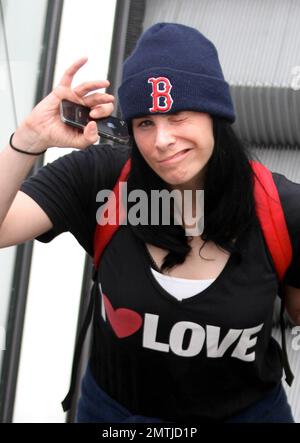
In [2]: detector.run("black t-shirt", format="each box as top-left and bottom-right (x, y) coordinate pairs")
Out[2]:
(21, 144), (131, 256)
(20, 144), (300, 421)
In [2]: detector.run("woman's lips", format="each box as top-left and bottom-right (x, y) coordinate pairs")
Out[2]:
(158, 149), (191, 165)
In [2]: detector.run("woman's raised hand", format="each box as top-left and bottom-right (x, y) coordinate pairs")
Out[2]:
(14, 58), (115, 152)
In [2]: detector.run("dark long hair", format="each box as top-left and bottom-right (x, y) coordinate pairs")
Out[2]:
(126, 117), (261, 271)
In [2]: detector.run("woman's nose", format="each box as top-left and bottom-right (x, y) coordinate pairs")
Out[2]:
(154, 124), (176, 151)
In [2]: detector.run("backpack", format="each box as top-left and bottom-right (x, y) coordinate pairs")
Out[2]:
(62, 159), (294, 412)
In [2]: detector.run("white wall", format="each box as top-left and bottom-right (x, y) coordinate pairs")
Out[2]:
(13, 0), (117, 423)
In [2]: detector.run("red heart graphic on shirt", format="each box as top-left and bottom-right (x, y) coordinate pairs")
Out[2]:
(103, 294), (143, 338)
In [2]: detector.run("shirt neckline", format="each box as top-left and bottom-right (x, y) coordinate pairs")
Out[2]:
(150, 267), (216, 283)
(138, 237), (240, 305)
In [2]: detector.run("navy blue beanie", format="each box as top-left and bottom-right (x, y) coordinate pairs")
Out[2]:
(118, 23), (235, 124)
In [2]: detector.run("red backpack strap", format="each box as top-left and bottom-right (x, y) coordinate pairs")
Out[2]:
(93, 158), (132, 272)
(250, 160), (294, 386)
(250, 160), (292, 281)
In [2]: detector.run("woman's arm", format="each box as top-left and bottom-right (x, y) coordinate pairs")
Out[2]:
(0, 190), (53, 248)
(0, 57), (114, 249)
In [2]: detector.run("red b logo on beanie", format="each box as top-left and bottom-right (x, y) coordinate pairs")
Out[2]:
(148, 77), (173, 113)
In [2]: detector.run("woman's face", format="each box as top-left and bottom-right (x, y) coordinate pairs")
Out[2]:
(132, 111), (214, 190)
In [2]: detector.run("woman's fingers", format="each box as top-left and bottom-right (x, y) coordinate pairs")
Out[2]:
(55, 58), (113, 110)
(89, 102), (114, 119)
(55, 79), (113, 110)
(42, 58), (115, 148)
(82, 120), (99, 145)
(73, 80), (110, 97)
(58, 57), (88, 88)
(82, 92), (114, 108)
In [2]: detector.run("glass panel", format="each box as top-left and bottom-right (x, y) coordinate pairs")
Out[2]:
(0, 0), (48, 409)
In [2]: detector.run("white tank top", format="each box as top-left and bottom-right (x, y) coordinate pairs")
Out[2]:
(150, 267), (216, 301)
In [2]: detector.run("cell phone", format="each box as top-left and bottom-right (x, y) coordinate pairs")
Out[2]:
(60, 99), (130, 145)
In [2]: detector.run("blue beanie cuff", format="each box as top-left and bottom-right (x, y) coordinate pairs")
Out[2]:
(118, 67), (235, 123)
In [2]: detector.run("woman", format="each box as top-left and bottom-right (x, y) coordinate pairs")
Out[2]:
(0, 23), (299, 423)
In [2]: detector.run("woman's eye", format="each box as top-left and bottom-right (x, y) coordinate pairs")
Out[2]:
(170, 112), (187, 123)
(138, 120), (152, 127)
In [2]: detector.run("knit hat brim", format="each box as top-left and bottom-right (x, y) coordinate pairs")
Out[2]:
(118, 67), (235, 123)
